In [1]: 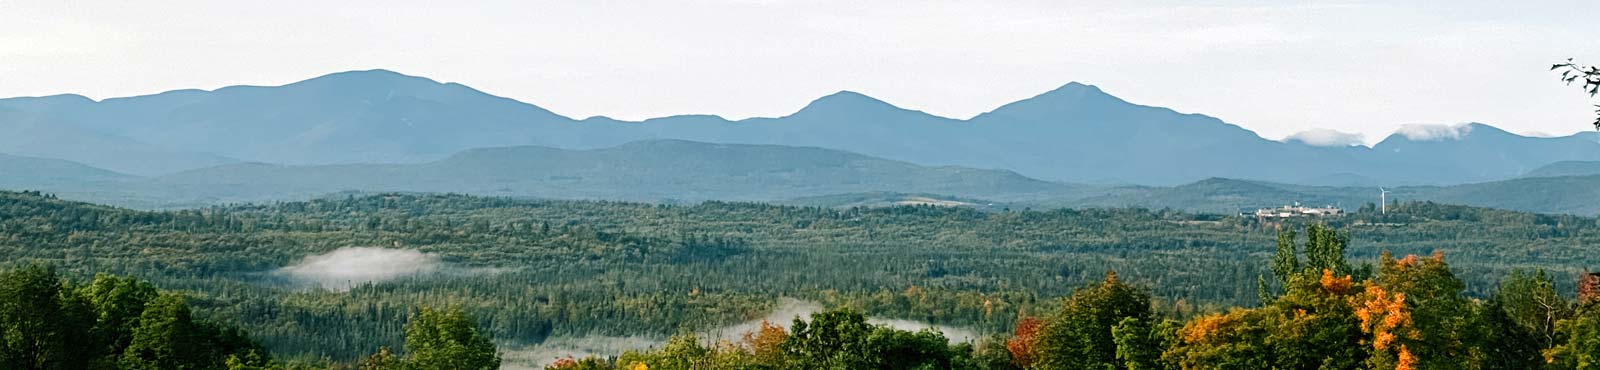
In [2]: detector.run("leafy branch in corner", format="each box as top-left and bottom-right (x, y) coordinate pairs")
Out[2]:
(1553, 58), (1600, 129)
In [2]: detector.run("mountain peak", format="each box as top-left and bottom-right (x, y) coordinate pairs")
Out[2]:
(1051, 81), (1105, 93)
(791, 90), (905, 117)
(974, 81), (1134, 122)
(1031, 82), (1118, 100)
(289, 69), (443, 89)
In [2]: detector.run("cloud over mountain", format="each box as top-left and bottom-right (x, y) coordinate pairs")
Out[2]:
(1396, 123), (1474, 141)
(1285, 129), (1366, 147)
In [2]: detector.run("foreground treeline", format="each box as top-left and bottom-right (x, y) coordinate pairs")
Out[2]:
(5, 221), (1600, 369)
(0, 264), (267, 369)
(551, 225), (1600, 370)
(0, 264), (502, 370)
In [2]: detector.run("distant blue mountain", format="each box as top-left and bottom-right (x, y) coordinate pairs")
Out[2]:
(2, 69), (1598, 185)
(1521, 160), (1600, 178)
(4, 139), (1600, 215)
(0, 152), (134, 188)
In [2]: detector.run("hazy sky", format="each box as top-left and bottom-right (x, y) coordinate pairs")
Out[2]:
(2, 0), (1596, 144)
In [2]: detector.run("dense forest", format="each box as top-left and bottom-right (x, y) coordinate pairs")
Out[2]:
(539, 244), (1600, 370)
(2, 190), (1599, 368)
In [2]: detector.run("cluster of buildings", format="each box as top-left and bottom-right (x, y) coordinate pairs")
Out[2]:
(1249, 202), (1343, 219)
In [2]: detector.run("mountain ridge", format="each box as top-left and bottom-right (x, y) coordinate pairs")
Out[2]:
(3, 139), (1600, 215)
(3, 69), (1598, 185)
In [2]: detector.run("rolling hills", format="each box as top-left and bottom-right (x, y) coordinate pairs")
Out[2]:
(2, 139), (1600, 215)
(2, 140), (1087, 208)
(1521, 160), (1600, 178)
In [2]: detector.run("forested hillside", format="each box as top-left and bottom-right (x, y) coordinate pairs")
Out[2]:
(16, 141), (1600, 216)
(2, 191), (1598, 368)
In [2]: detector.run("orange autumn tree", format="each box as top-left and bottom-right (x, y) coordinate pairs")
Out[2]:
(1352, 282), (1418, 369)
(739, 320), (788, 366)
(1006, 316), (1043, 368)
(1166, 268), (1368, 370)
(1360, 252), (1489, 370)
(1169, 224), (1370, 370)
(1166, 309), (1274, 369)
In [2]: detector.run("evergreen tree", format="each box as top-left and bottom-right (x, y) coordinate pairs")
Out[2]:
(1303, 224), (1350, 276)
(1271, 228), (1299, 286)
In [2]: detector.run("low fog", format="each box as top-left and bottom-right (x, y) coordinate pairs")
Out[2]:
(709, 298), (979, 343)
(500, 335), (660, 370)
(501, 298), (980, 369)
(275, 247), (443, 291)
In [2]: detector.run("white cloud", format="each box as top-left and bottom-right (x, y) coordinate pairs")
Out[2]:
(276, 247), (441, 291)
(1395, 123), (1474, 141)
(1285, 128), (1366, 147)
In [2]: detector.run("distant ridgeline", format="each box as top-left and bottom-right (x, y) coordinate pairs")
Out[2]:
(8, 140), (1600, 216)
(3, 70), (1600, 193)
(2, 191), (1600, 368)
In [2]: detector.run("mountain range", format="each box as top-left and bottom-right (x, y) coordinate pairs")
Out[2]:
(5, 138), (1600, 215)
(3, 69), (1598, 185)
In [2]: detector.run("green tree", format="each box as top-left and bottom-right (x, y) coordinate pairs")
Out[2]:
(1477, 299), (1542, 370)
(0, 264), (94, 370)
(223, 350), (280, 370)
(1267, 269), (1366, 370)
(1032, 272), (1153, 370)
(861, 326), (954, 370)
(1303, 223), (1350, 276)
(618, 334), (713, 370)
(119, 294), (215, 370)
(1546, 309), (1600, 370)
(1369, 253), (1483, 370)
(1271, 228), (1299, 286)
(78, 273), (159, 369)
(779, 307), (957, 370)
(118, 293), (265, 370)
(783, 308), (875, 369)
(402, 307), (501, 370)
(359, 347), (402, 370)
(1493, 269), (1571, 349)
(967, 335), (1019, 370)
(1112, 317), (1174, 370)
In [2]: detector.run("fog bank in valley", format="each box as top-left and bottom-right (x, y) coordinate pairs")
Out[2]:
(501, 298), (981, 369)
(275, 247), (443, 291)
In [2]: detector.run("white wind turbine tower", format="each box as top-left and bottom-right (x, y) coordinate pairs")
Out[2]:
(1379, 188), (1390, 214)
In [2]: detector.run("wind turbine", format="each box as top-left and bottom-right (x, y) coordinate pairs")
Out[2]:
(1379, 188), (1390, 214)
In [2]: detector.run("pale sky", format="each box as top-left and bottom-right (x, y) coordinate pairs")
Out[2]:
(1, 0), (1596, 144)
